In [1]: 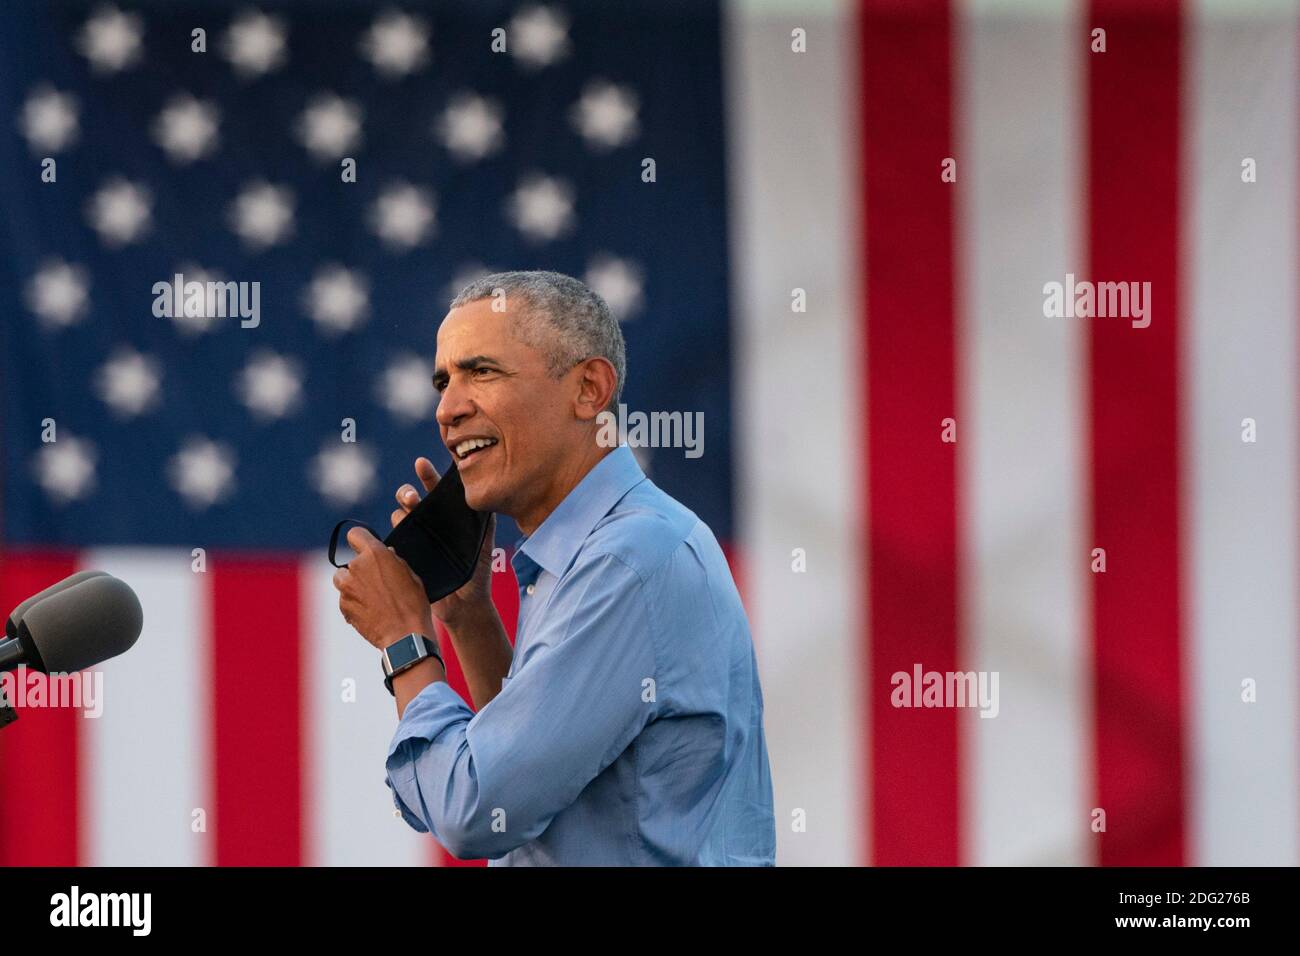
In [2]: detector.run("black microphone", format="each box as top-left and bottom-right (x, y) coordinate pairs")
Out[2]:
(4, 570), (109, 642)
(0, 572), (143, 674)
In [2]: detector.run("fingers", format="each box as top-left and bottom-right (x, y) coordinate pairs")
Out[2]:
(392, 458), (440, 529)
(395, 483), (420, 509)
(393, 478), (423, 529)
(345, 525), (385, 555)
(415, 457), (440, 493)
(333, 570), (355, 628)
(393, 484), (419, 529)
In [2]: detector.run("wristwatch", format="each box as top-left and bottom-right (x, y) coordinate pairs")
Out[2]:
(381, 633), (444, 696)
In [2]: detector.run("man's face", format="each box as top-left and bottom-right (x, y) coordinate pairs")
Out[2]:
(432, 298), (574, 514)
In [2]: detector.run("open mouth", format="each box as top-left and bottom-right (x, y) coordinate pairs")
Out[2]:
(453, 437), (498, 463)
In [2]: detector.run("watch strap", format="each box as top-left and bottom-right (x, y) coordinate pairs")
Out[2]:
(382, 634), (444, 696)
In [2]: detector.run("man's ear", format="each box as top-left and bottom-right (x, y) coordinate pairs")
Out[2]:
(573, 356), (617, 421)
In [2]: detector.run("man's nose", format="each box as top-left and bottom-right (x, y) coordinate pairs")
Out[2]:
(435, 379), (473, 427)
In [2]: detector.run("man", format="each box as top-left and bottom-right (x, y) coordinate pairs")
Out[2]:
(332, 270), (775, 865)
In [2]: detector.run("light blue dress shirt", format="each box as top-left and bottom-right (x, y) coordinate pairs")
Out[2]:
(383, 444), (776, 865)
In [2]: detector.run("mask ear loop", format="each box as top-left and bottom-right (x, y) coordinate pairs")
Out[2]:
(328, 519), (383, 569)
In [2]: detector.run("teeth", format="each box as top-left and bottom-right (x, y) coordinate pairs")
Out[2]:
(455, 437), (497, 458)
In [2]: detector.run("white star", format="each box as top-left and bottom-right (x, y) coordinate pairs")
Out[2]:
(570, 80), (640, 151)
(506, 174), (575, 242)
(367, 182), (436, 250)
(585, 255), (645, 321)
(86, 177), (152, 247)
(25, 259), (90, 328)
(222, 10), (287, 78)
(296, 94), (363, 161)
(164, 263), (228, 334)
(77, 5), (143, 74)
(32, 436), (98, 504)
(236, 350), (303, 421)
(94, 348), (162, 417)
(19, 86), (79, 153)
(310, 442), (377, 508)
(168, 437), (237, 510)
(153, 94), (220, 163)
(376, 353), (436, 423)
(360, 10), (430, 78)
(436, 92), (504, 163)
(228, 181), (294, 249)
(303, 265), (369, 335)
(509, 5), (571, 69)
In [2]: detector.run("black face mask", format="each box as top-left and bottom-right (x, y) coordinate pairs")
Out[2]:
(328, 463), (491, 603)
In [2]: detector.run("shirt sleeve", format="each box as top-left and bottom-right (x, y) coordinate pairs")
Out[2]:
(383, 551), (659, 860)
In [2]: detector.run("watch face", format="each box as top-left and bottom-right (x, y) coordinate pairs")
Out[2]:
(384, 635), (420, 673)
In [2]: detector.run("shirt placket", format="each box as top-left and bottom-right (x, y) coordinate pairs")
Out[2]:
(508, 552), (544, 679)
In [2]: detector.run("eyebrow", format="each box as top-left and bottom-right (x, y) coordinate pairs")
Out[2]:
(431, 355), (504, 389)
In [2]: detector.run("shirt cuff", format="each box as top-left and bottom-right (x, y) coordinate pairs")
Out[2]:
(387, 777), (428, 833)
(384, 680), (475, 834)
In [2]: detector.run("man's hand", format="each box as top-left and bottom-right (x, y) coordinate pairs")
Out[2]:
(392, 457), (498, 629)
(332, 525), (435, 650)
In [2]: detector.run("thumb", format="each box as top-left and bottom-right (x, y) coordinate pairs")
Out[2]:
(346, 525), (385, 555)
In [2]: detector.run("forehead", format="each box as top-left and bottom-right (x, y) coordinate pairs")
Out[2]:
(435, 299), (516, 359)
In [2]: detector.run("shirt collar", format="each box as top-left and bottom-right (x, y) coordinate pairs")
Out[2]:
(513, 445), (645, 581)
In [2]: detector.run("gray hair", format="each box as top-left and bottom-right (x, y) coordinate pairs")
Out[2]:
(449, 270), (626, 413)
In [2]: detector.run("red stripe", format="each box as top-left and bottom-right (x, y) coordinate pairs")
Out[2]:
(1085, 0), (1186, 866)
(433, 546), (521, 867)
(720, 541), (746, 613)
(860, 0), (962, 865)
(210, 556), (303, 865)
(0, 549), (82, 865)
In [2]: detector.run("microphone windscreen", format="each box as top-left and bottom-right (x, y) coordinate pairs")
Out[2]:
(19, 574), (143, 673)
(5, 570), (110, 640)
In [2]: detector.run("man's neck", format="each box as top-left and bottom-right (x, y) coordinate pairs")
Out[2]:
(514, 443), (614, 536)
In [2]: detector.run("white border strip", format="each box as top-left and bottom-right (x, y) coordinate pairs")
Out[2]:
(725, 0), (866, 865)
(957, 0), (1090, 866)
(1184, 0), (1300, 865)
(79, 549), (208, 865)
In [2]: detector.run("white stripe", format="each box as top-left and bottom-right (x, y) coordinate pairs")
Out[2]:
(724, 0), (865, 865)
(79, 549), (208, 865)
(302, 559), (429, 865)
(1185, 0), (1300, 865)
(957, 0), (1091, 865)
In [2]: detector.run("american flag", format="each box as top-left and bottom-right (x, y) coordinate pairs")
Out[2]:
(1, 0), (1297, 867)
(0, 0), (731, 866)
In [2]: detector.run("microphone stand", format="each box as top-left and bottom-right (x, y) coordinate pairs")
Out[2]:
(1, 639), (23, 728)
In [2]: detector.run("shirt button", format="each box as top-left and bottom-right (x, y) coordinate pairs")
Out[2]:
(525, 583), (536, 596)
